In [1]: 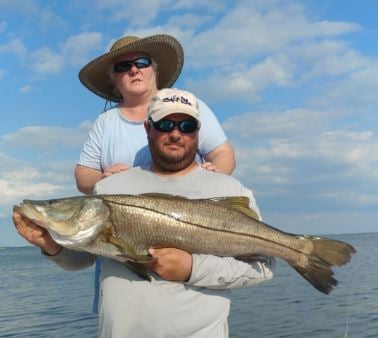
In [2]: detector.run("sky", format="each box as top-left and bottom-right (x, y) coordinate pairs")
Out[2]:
(1, 0), (377, 247)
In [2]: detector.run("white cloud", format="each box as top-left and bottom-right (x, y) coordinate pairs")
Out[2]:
(0, 152), (75, 208)
(185, 3), (360, 68)
(171, 0), (226, 11)
(61, 32), (103, 67)
(223, 109), (328, 140)
(222, 107), (378, 213)
(0, 38), (27, 57)
(93, 0), (172, 26)
(186, 55), (293, 102)
(28, 32), (102, 75)
(294, 39), (370, 78)
(30, 47), (64, 74)
(1, 123), (91, 149)
(0, 169), (64, 202)
(314, 64), (378, 111)
(19, 85), (32, 93)
(166, 14), (212, 29)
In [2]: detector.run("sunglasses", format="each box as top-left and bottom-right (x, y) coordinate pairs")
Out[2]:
(113, 57), (152, 73)
(149, 118), (199, 134)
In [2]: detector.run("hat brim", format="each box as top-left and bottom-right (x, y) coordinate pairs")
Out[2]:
(78, 34), (184, 102)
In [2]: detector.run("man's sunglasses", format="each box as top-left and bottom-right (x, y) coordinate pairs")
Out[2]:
(149, 118), (199, 134)
(113, 57), (152, 73)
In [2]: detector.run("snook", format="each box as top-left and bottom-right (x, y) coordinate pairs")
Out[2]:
(14, 194), (356, 294)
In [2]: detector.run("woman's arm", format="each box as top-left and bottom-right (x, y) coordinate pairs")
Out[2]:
(203, 142), (236, 174)
(75, 165), (102, 195)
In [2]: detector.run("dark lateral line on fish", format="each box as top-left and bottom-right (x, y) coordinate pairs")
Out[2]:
(106, 200), (305, 255)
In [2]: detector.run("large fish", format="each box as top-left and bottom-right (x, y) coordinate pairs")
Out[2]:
(14, 194), (355, 294)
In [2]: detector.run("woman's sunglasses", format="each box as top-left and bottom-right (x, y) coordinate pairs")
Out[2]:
(149, 118), (199, 134)
(113, 57), (152, 73)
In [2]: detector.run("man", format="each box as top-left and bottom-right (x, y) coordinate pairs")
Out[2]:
(14, 88), (274, 338)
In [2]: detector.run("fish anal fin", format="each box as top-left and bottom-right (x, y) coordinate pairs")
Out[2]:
(210, 196), (259, 220)
(235, 254), (273, 265)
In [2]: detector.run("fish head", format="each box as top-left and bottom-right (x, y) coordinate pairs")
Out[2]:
(14, 196), (110, 244)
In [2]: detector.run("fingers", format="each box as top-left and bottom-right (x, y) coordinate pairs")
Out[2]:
(13, 212), (45, 243)
(201, 162), (219, 172)
(14, 218), (41, 245)
(102, 164), (129, 178)
(148, 248), (192, 281)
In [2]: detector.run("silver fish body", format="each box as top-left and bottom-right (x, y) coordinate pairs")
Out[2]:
(14, 194), (356, 294)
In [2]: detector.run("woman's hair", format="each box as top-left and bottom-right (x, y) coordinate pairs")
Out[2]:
(107, 56), (159, 100)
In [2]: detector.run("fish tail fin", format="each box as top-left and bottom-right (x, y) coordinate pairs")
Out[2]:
(309, 237), (356, 267)
(291, 237), (356, 294)
(292, 257), (337, 294)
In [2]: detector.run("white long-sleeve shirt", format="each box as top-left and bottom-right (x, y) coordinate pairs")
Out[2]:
(48, 166), (275, 338)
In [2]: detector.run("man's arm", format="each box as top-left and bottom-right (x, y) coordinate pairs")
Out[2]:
(203, 142), (236, 175)
(148, 248), (274, 288)
(187, 254), (275, 289)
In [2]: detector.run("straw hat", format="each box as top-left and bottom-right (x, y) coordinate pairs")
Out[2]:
(78, 34), (184, 102)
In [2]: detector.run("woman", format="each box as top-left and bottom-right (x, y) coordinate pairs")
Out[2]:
(76, 34), (235, 194)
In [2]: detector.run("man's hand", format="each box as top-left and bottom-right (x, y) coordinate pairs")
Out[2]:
(102, 163), (129, 178)
(13, 212), (62, 256)
(148, 248), (193, 282)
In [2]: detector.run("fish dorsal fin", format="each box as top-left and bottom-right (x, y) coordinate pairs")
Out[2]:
(209, 196), (260, 220)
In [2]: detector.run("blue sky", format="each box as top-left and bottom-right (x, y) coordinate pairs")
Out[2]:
(1, 0), (377, 247)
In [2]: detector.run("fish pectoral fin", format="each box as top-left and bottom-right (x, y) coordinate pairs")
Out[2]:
(209, 196), (260, 220)
(108, 236), (155, 263)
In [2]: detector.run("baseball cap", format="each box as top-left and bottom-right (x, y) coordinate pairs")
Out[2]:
(148, 88), (200, 122)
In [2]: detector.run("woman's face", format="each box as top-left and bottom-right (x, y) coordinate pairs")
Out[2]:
(111, 52), (158, 100)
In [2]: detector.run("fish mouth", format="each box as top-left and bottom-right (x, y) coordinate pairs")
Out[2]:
(13, 200), (48, 229)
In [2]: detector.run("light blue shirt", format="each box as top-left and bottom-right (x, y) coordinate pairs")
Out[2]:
(78, 99), (227, 171)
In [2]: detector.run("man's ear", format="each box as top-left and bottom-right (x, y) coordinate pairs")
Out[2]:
(144, 120), (150, 133)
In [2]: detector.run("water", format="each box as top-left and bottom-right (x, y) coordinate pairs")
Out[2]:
(0, 233), (376, 337)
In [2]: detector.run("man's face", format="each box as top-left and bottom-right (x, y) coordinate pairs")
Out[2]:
(112, 52), (157, 97)
(146, 113), (199, 172)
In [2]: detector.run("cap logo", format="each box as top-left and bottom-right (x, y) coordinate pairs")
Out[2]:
(162, 95), (193, 106)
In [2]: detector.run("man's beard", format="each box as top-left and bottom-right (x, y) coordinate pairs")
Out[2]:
(148, 137), (198, 172)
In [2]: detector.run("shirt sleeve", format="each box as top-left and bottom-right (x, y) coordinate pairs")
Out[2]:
(77, 113), (105, 171)
(197, 98), (227, 156)
(186, 254), (275, 289)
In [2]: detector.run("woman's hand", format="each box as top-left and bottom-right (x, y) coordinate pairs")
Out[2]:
(201, 161), (219, 172)
(102, 163), (129, 178)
